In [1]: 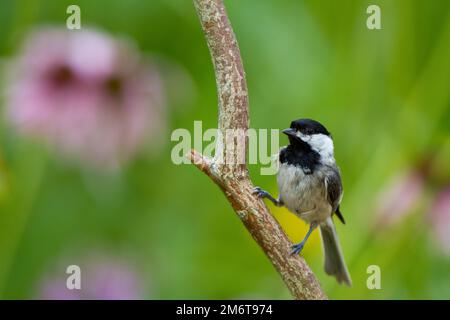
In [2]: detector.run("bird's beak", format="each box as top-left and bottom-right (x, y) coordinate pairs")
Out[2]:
(282, 128), (297, 137)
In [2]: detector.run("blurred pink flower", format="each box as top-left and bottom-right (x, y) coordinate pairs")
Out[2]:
(38, 254), (145, 300)
(5, 27), (164, 169)
(428, 186), (450, 255)
(375, 170), (425, 228)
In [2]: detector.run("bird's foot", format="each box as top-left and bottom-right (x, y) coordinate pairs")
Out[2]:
(253, 187), (270, 199)
(290, 242), (305, 255)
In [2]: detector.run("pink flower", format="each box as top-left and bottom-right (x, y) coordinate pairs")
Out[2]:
(5, 27), (164, 169)
(375, 170), (425, 228)
(428, 187), (450, 255)
(38, 254), (146, 300)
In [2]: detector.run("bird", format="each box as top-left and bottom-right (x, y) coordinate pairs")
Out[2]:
(253, 118), (352, 286)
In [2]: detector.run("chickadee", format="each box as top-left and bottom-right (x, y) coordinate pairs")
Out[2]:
(254, 119), (352, 286)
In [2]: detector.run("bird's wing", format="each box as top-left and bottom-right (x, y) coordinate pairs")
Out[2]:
(325, 167), (345, 224)
(335, 205), (345, 225)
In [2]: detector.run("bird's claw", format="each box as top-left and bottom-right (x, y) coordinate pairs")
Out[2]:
(253, 187), (268, 198)
(291, 242), (305, 255)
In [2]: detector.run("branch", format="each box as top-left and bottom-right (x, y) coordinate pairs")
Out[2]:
(190, 0), (327, 300)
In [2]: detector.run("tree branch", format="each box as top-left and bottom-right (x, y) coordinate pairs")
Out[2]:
(189, 0), (327, 300)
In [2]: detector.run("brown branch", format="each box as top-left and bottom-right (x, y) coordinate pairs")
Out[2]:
(190, 0), (327, 300)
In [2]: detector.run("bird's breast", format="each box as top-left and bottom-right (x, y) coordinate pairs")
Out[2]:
(277, 163), (331, 223)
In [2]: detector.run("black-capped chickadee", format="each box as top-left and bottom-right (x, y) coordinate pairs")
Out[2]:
(254, 119), (352, 286)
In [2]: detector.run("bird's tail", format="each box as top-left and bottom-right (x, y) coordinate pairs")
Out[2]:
(319, 217), (352, 286)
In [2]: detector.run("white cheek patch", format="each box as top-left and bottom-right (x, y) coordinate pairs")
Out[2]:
(294, 131), (334, 160)
(296, 131), (310, 142)
(309, 133), (334, 158)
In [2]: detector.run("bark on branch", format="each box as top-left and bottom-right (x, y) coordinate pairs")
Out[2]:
(189, 0), (327, 300)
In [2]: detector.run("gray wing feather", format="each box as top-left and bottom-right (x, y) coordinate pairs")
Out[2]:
(324, 166), (343, 213)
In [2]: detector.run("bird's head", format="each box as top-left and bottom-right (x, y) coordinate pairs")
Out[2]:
(282, 119), (334, 157)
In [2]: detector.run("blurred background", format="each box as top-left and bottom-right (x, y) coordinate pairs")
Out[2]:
(0, 0), (449, 299)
